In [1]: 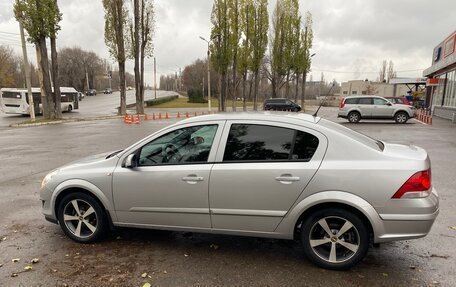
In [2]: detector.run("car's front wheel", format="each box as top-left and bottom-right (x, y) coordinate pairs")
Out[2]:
(395, 112), (409, 124)
(57, 192), (107, 243)
(301, 208), (369, 270)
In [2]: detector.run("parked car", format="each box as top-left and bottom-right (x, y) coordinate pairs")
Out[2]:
(104, 88), (113, 94)
(86, 89), (97, 96)
(40, 113), (438, 270)
(263, 98), (302, 112)
(384, 96), (411, 106)
(338, 95), (416, 123)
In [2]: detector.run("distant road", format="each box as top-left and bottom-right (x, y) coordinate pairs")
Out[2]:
(0, 90), (178, 127)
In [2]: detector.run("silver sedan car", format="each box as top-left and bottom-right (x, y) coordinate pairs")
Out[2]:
(40, 113), (438, 270)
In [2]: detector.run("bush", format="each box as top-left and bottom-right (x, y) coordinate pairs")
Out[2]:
(187, 88), (207, 103)
(145, 95), (178, 107)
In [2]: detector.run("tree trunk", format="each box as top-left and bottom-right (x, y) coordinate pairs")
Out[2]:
(36, 37), (54, 119)
(50, 37), (62, 118)
(119, 61), (127, 115)
(242, 72), (247, 112)
(301, 70), (307, 110)
(221, 72), (227, 112)
(134, 0), (141, 114)
(232, 57), (237, 112)
(253, 70), (260, 111)
(294, 72), (299, 103)
(271, 72), (277, 98)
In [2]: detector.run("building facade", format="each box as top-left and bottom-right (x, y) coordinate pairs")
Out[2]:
(423, 30), (456, 120)
(340, 80), (410, 98)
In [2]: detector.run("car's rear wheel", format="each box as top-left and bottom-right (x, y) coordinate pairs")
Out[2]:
(57, 192), (107, 243)
(348, 111), (361, 123)
(301, 208), (369, 270)
(395, 112), (408, 124)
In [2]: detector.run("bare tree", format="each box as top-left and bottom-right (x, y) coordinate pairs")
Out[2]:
(387, 60), (396, 83)
(379, 60), (387, 83)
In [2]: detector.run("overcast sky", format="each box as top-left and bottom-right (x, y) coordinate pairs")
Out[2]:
(1, 0), (455, 86)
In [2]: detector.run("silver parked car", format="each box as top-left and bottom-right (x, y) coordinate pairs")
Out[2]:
(338, 95), (416, 123)
(40, 113), (438, 270)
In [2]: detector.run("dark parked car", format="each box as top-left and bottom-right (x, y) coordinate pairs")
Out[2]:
(86, 89), (97, 96)
(264, 98), (302, 112)
(104, 88), (113, 94)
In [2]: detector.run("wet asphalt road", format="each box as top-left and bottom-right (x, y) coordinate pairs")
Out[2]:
(0, 108), (455, 286)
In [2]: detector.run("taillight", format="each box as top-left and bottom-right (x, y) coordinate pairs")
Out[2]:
(392, 170), (431, 199)
(340, 98), (345, 108)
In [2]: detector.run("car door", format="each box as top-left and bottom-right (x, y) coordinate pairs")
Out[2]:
(372, 97), (394, 118)
(356, 97), (374, 118)
(112, 121), (224, 228)
(209, 120), (327, 232)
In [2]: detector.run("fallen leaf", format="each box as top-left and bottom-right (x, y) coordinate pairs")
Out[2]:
(382, 273), (388, 277)
(1, 237), (6, 241)
(210, 244), (219, 250)
(11, 273), (18, 277)
(184, 254), (189, 257)
(24, 266), (33, 271)
(52, 269), (57, 272)
(141, 272), (147, 278)
(142, 283), (151, 287)
(409, 265), (417, 269)
(12, 258), (20, 263)
(450, 226), (456, 231)
(31, 258), (39, 264)
(432, 280), (440, 285)
(0, 263), (3, 267)
(163, 270), (167, 274)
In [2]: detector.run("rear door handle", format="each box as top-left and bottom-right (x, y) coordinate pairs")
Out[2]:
(275, 175), (300, 184)
(182, 175), (204, 184)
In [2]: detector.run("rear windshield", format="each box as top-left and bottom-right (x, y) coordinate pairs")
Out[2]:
(318, 118), (384, 151)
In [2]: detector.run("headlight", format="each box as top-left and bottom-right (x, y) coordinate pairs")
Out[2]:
(41, 170), (60, 189)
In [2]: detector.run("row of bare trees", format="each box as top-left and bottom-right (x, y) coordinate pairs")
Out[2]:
(208, 0), (313, 111)
(103, 0), (155, 115)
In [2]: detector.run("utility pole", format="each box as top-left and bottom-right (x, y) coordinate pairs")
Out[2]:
(85, 67), (90, 91)
(19, 20), (35, 121)
(154, 57), (157, 99)
(202, 76), (205, 99)
(199, 36), (213, 112)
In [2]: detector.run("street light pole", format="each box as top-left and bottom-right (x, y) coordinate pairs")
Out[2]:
(199, 36), (212, 112)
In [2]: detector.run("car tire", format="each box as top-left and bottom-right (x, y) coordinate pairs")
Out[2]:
(293, 107), (299, 112)
(348, 111), (361, 123)
(394, 112), (408, 124)
(57, 192), (108, 243)
(301, 208), (369, 270)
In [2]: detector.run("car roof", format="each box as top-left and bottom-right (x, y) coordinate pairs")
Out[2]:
(175, 112), (319, 125)
(344, 95), (385, 99)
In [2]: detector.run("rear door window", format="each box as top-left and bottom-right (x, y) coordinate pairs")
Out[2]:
(358, 98), (373, 105)
(373, 98), (388, 105)
(223, 124), (319, 162)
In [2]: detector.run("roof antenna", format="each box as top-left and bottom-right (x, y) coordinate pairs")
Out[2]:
(313, 81), (336, 117)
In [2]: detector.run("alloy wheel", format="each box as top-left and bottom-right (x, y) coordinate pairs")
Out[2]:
(62, 199), (98, 239)
(308, 216), (360, 264)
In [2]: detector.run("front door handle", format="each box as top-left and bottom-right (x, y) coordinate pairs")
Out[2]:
(182, 175), (204, 184)
(275, 174), (300, 184)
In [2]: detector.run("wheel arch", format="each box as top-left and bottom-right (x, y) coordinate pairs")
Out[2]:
(292, 202), (374, 241)
(52, 180), (117, 224)
(277, 191), (382, 241)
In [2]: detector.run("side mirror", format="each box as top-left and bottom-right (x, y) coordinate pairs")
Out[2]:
(386, 102), (392, 106)
(123, 154), (137, 168)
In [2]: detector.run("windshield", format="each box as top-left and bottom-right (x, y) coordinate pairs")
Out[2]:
(318, 118), (384, 151)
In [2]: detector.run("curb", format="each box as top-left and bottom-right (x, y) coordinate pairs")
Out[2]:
(10, 115), (123, 128)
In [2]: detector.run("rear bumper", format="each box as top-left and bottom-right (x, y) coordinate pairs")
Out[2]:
(373, 188), (439, 243)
